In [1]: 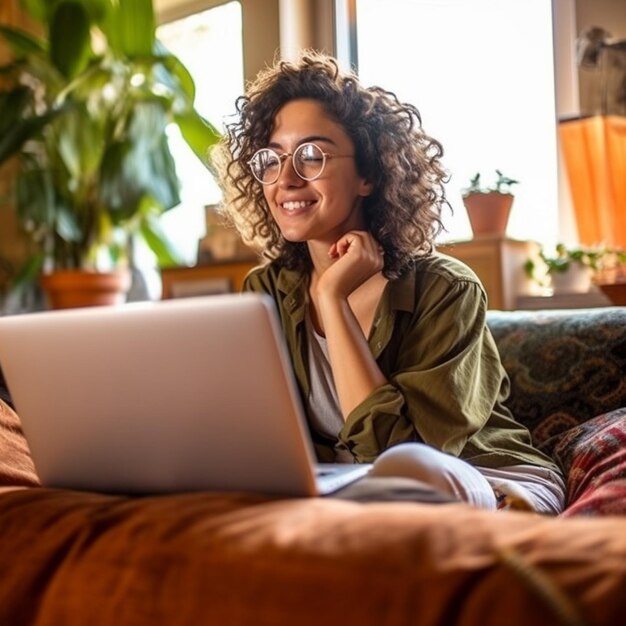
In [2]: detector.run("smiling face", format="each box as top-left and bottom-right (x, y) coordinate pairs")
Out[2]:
(261, 98), (373, 246)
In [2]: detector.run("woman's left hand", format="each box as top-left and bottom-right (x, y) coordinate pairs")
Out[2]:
(317, 230), (385, 299)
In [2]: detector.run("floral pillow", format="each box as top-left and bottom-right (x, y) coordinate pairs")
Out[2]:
(551, 408), (626, 516)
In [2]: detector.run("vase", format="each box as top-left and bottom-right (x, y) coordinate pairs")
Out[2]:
(549, 265), (593, 294)
(40, 269), (132, 310)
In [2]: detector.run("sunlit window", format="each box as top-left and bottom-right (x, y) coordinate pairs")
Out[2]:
(355, 0), (558, 244)
(156, 1), (244, 264)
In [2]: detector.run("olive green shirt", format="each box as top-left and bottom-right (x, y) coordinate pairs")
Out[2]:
(243, 254), (558, 472)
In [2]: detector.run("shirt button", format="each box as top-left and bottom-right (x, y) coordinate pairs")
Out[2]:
(376, 341), (382, 350)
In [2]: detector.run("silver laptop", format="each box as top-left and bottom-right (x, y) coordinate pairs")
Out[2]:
(0, 293), (371, 496)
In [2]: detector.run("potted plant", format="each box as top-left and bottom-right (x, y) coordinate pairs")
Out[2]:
(523, 243), (608, 293)
(461, 169), (519, 238)
(594, 247), (626, 305)
(0, 0), (220, 309)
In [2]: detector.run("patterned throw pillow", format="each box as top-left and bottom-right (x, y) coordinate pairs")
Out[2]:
(550, 408), (626, 516)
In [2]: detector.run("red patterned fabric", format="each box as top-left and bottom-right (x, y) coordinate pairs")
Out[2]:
(551, 409), (626, 516)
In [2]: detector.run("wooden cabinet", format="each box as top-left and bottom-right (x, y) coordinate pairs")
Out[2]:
(160, 259), (260, 299)
(437, 237), (539, 310)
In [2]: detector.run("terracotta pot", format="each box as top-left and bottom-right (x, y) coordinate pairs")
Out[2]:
(462, 192), (514, 237)
(40, 269), (132, 310)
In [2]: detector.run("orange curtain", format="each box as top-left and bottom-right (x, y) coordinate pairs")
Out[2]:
(559, 115), (626, 248)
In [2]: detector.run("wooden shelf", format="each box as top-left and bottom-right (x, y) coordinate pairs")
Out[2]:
(160, 259), (260, 299)
(437, 237), (539, 310)
(516, 290), (612, 310)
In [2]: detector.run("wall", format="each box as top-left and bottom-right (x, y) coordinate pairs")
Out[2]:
(576, 0), (626, 38)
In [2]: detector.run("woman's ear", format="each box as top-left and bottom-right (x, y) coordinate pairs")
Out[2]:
(358, 178), (374, 198)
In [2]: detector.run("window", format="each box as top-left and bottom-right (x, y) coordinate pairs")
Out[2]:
(156, 1), (244, 265)
(353, 0), (559, 244)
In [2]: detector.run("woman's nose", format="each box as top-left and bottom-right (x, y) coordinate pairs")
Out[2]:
(277, 156), (305, 188)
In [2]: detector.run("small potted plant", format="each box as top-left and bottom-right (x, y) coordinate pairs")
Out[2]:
(523, 243), (606, 293)
(461, 170), (519, 238)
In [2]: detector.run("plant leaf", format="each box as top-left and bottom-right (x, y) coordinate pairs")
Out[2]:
(0, 94), (64, 166)
(54, 102), (105, 183)
(139, 215), (183, 268)
(20, 0), (110, 24)
(0, 87), (32, 152)
(0, 24), (46, 56)
(154, 43), (196, 102)
(15, 164), (55, 232)
(69, 0), (110, 23)
(5, 251), (45, 315)
(106, 0), (155, 58)
(99, 102), (181, 219)
(54, 202), (83, 242)
(174, 109), (221, 168)
(49, 1), (92, 79)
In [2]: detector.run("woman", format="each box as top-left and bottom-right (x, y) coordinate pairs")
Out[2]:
(216, 51), (565, 514)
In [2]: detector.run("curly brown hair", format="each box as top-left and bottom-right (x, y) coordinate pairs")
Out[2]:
(215, 51), (449, 279)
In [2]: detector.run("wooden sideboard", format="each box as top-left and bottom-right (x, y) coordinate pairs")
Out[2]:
(437, 237), (539, 310)
(160, 259), (260, 299)
(161, 240), (611, 311)
(162, 240), (534, 309)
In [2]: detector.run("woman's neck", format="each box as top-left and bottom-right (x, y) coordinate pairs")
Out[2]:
(307, 239), (336, 275)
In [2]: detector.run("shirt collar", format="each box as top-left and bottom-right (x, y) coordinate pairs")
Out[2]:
(273, 258), (419, 315)
(387, 264), (417, 313)
(275, 265), (308, 322)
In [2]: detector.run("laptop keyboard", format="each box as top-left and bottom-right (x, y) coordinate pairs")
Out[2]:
(315, 463), (372, 494)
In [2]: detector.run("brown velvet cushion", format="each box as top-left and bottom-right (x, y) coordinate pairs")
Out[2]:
(0, 399), (39, 488)
(0, 489), (625, 626)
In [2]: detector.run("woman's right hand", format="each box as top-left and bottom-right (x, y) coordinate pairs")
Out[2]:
(316, 230), (384, 301)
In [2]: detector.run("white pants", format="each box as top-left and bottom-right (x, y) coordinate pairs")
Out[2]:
(370, 442), (566, 514)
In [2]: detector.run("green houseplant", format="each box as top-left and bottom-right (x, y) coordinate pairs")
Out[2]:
(0, 0), (220, 308)
(461, 169), (519, 238)
(523, 243), (626, 293)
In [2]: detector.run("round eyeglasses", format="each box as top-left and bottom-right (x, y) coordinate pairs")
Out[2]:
(248, 142), (354, 185)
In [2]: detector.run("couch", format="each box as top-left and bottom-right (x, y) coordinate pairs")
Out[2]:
(1, 306), (625, 626)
